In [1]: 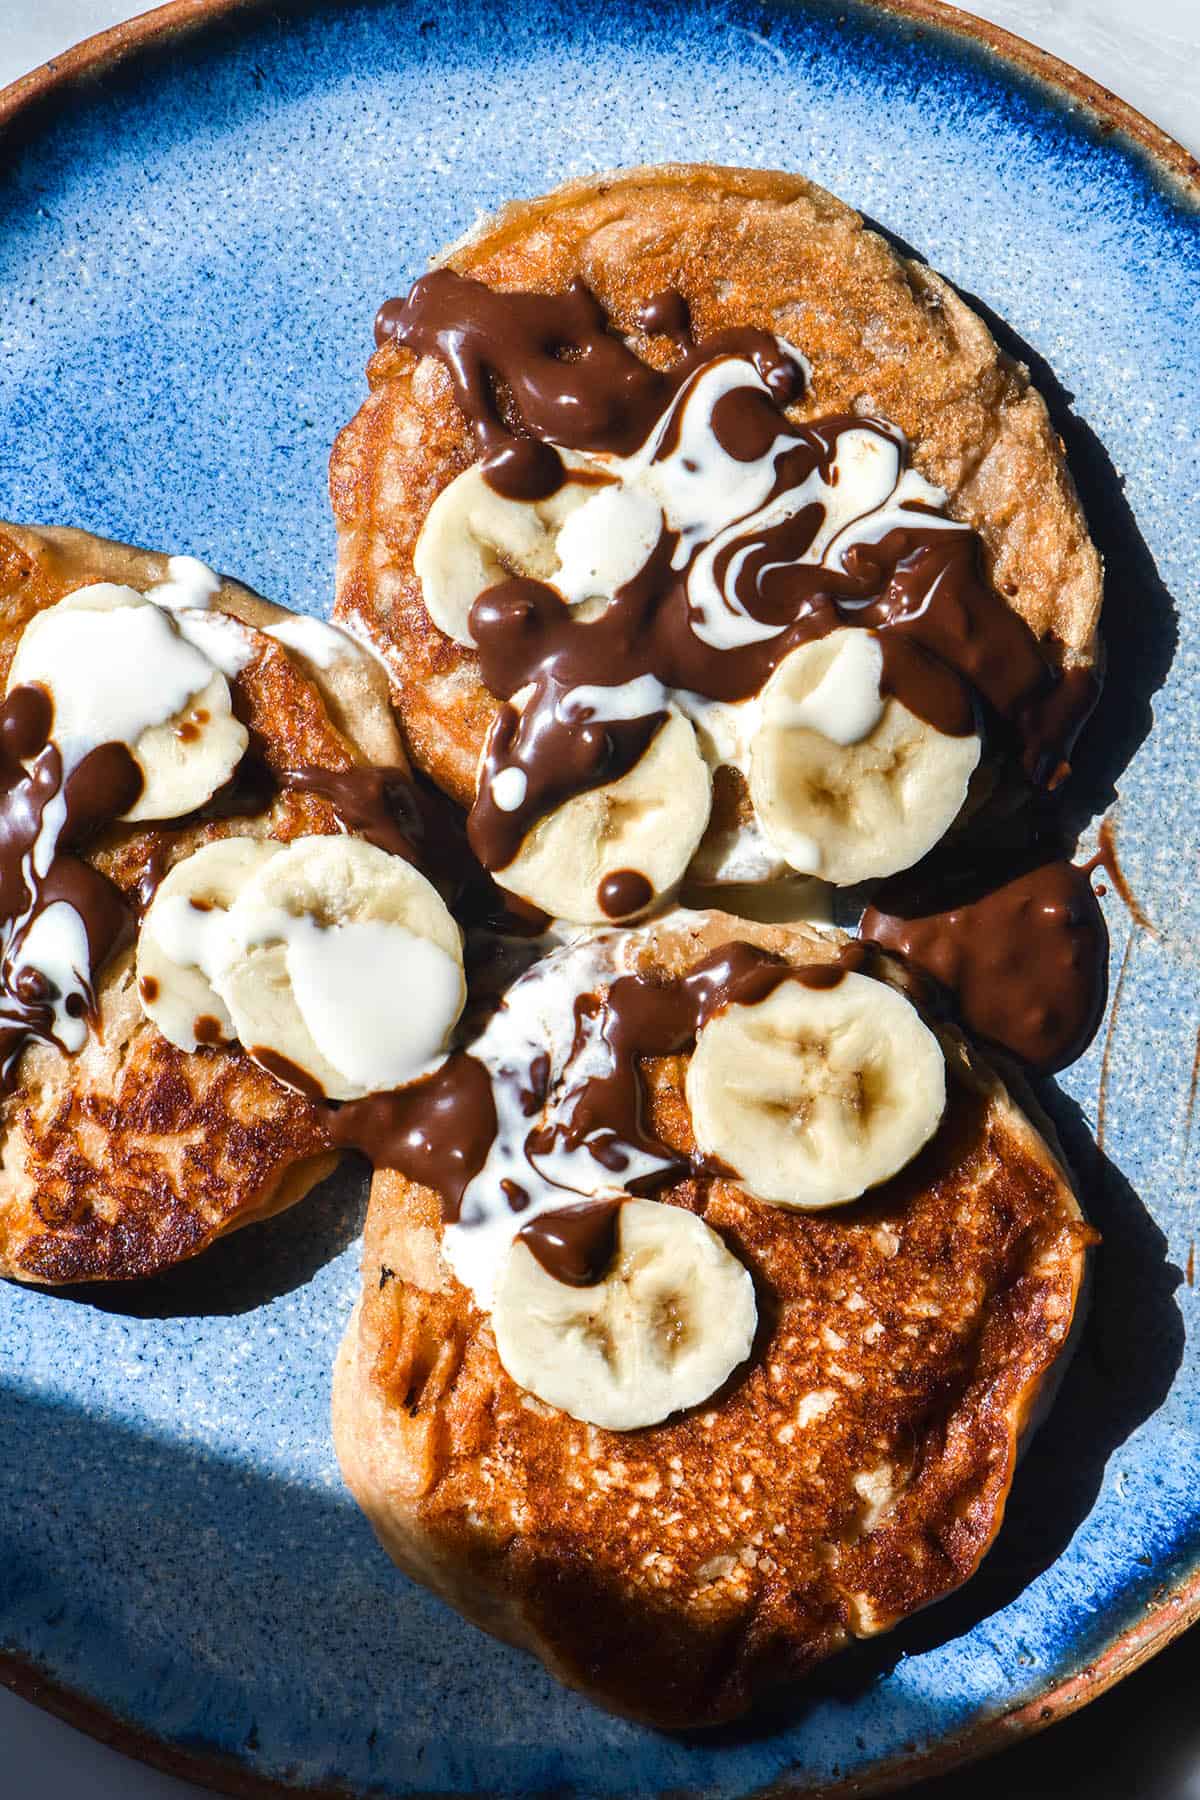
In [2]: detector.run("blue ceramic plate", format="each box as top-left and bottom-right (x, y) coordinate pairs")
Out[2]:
(0, 2), (1197, 1793)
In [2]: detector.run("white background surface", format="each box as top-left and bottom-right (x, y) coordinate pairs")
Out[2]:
(0, 2), (1197, 1797)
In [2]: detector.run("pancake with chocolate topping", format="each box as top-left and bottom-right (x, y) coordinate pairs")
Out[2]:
(331, 164), (1103, 911)
(0, 522), (412, 1284)
(332, 908), (1090, 1727)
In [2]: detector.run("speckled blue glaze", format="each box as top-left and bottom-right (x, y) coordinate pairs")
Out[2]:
(0, 2), (1197, 1793)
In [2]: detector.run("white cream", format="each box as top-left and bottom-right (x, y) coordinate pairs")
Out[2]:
(173, 608), (256, 678)
(490, 767), (528, 812)
(13, 902), (93, 1052)
(764, 631), (886, 747)
(443, 931), (679, 1309)
(553, 482), (662, 605)
(146, 555), (221, 612)
(554, 675), (668, 726)
(147, 892), (238, 988)
(10, 593), (219, 766)
(283, 917), (463, 1092)
(265, 615), (360, 670)
(5, 587), (236, 1033)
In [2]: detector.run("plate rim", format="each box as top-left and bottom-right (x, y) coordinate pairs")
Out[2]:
(0, 1), (1196, 1795)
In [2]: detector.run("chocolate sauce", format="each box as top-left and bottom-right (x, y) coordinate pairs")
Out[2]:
(501, 943), (798, 1281)
(635, 289), (694, 352)
(519, 1198), (622, 1285)
(328, 1051), (497, 1219)
(467, 677), (667, 871)
(375, 270), (803, 500)
(250, 1047), (328, 1102)
(278, 763), (424, 863)
(0, 686), (144, 1083)
(380, 271), (1095, 857)
(379, 275), (1095, 865)
(598, 869), (653, 919)
(860, 855), (1108, 1072)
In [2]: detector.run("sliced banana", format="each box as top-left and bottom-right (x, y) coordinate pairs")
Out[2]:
(487, 706), (712, 924)
(748, 629), (981, 886)
(491, 1198), (757, 1431)
(414, 453), (595, 645)
(8, 583), (248, 822)
(414, 452), (665, 644)
(137, 837), (281, 1051)
(219, 835), (466, 1100)
(686, 971), (946, 1209)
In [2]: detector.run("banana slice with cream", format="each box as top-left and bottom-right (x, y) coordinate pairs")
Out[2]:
(8, 584), (248, 822)
(491, 1198), (757, 1431)
(415, 453), (658, 645)
(747, 630), (981, 886)
(486, 706), (712, 923)
(218, 835), (466, 1100)
(138, 837), (282, 1052)
(686, 970), (946, 1208)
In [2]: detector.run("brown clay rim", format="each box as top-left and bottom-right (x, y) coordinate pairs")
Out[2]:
(0, 0), (1197, 1794)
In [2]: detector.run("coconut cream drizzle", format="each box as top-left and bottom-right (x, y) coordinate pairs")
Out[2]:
(0, 582), (244, 1079)
(383, 272), (1097, 915)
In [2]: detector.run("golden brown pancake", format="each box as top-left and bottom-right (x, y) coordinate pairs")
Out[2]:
(332, 908), (1090, 1728)
(0, 522), (407, 1285)
(330, 163), (1103, 823)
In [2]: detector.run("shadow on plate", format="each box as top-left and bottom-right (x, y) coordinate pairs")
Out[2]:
(45, 1157), (370, 1321)
(679, 242), (1185, 1751)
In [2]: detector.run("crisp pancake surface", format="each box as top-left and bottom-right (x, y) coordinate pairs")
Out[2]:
(333, 909), (1089, 1728)
(0, 523), (406, 1285)
(331, 163), (1103, 814)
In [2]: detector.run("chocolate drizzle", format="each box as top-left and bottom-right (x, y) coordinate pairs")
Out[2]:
(376, 270), (802, 500)
(0, 685), (143, 1084)
(598, 870), (653, 919)
(377, 271), (1097, 870)
(860, 855), (1109, 1072)
(329, 1051), (497, 1218)
(520, 1198), (622, 1286)
(278, 763), (424, 863)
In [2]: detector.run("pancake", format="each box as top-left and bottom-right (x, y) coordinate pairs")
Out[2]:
(0, 522), (409, 1285)
(332, 908), (1090, 1727)
(330, 163), (1103, 906)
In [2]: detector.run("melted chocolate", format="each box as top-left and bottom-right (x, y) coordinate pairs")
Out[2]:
(505, 943), (801, 1282)
(376, 270), (803, 500)
(278, 763), (424, 863)
(598, 869), (653, 919)
(635, 289), (694, 352)
(379, 271), (1095, 865)
(520, 1198), (622, 1285)
(250, 1047), (327, 1102)
(320, 941), (806, 1286)
(0, 687), (144, 1083)
(467, 682), (667, 871)
(328, 1051), (497, 1218)
(860, 855), (1108, 1072)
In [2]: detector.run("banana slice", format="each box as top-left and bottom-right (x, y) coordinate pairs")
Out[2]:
(414, 454), (594, 645)
(414, 454), (664, 643)
(8, 583), (247, 822)
(487, 706), (712, 924)
(748, 629), (981, 886)
(491, 1198), (757, 1431)
(137, 837), (281, 1051)
(686, 971), (945, 1209)
(219, 835), (466, 1100)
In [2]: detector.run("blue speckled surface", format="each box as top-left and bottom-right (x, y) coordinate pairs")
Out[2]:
(0, 1), (1198, 1793)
